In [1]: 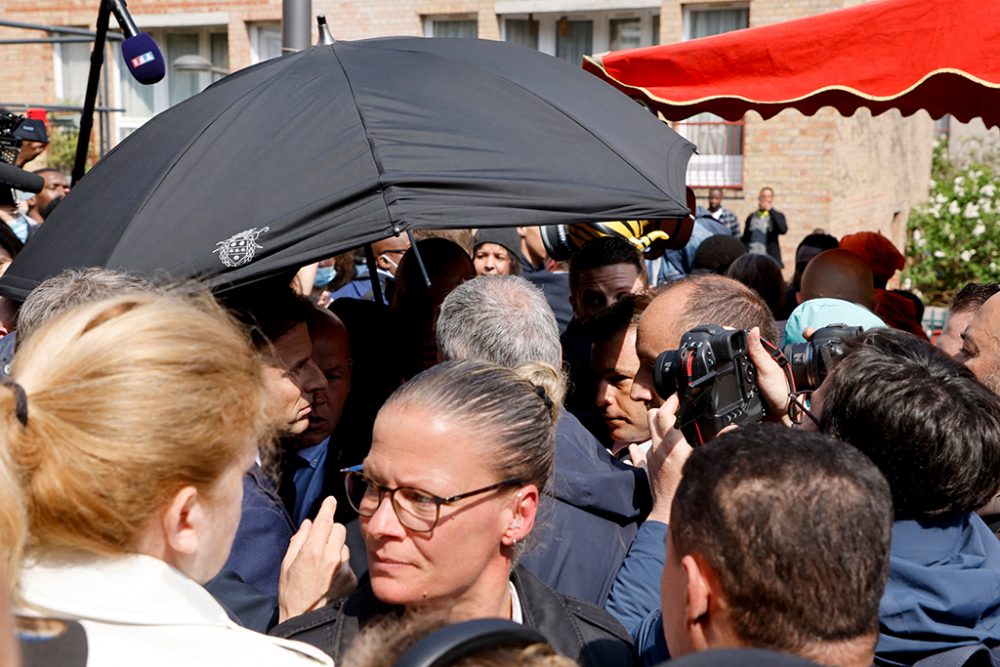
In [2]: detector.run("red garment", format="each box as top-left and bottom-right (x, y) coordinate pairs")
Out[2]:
(874, 289), (927, 340)
(840, 232), (905, 283)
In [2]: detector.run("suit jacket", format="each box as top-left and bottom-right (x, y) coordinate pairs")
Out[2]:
(206, 463), (294, 631)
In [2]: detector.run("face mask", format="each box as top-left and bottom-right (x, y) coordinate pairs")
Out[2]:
(314, 265), (337, 289)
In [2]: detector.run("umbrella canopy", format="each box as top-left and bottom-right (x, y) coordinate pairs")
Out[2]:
(583, 0), (1000, 126)
(0, 37), (695, 300)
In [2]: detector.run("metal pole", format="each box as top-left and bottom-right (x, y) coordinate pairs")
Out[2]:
(0, 19), (123, 40)
(72, 0), (112, 186)
(281, 0), (312, 54)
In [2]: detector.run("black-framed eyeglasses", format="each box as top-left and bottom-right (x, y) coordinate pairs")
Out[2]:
(787, 390), (820, 427)
(342, 466), (525, 533)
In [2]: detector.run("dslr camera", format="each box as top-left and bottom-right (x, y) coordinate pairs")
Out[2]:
(782, 324), (862, 391)
(653, 324), (763, 446)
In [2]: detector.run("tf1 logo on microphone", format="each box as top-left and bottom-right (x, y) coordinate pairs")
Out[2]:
(130, 51), (156, 69)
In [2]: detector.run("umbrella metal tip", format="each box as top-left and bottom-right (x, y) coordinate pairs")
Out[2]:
(317, 14), (335, 45)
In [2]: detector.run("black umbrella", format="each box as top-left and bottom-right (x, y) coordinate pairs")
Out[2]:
(0, 37), (695, 300)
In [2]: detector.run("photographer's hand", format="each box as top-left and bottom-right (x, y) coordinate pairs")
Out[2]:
(646, 394), (693, 524)
(747, 327), (792, 426)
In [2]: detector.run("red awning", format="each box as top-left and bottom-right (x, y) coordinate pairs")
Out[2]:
(583, 0), (1000, 128)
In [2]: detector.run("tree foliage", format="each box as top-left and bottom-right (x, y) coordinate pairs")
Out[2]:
(904, 140), (1000, 305)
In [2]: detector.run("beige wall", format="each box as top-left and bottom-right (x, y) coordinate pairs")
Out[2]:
(948, 118), (1000, 168)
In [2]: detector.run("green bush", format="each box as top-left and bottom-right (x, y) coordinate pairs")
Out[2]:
(904, 141), (1000, 305)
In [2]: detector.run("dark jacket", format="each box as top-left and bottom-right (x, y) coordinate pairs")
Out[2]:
(741, 209), (788, 267)
(213, 464), (294, 598)
(520, 257), (573, 335)
(269, 566), (638, 666)
(876, 514), (1000, 667)
(519, 412), (652, 607)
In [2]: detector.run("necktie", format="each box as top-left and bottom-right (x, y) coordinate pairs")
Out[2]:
(278, 452), (309, 520)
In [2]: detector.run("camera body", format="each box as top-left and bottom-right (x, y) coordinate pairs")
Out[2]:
(653, 324), (763, 446)
(0, 111), (25, 166)
(782, 324), (862, 391)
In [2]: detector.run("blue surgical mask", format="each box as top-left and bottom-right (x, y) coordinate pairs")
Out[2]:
(314, 265), (337, 289)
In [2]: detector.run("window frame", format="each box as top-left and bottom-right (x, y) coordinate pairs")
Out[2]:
(422, 15), (479, 38)
(674, 2), (749, 189)
(500, 9), (660, 60)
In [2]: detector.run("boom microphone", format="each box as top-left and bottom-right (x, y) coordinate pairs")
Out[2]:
(108, 0), (165, 85)
(0, 163), (43, 194)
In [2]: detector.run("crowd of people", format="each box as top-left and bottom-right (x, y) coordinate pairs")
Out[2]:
(1, 197), (999, 667)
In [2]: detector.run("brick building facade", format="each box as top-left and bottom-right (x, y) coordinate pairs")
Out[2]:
(1, 0), (933, 269)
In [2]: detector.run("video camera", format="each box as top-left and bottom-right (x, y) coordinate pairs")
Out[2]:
(0, 110), (45, 208)
(782, 324), (862, 391)
(653, 325), (763, 446)
(0, 111), (25, 166)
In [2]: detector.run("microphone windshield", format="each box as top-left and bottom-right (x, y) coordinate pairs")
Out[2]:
(0, 163), (44, 194)
(121, 33), (165, 85)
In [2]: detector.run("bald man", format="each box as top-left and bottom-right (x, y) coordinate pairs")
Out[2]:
(799, 249), (875, 311)
(630, 275), (779, 409)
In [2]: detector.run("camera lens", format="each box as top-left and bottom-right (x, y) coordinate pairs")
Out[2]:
(653, 349), (679, 399)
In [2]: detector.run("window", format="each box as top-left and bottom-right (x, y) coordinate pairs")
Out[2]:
(683, 6), (748, 40)
(425, 18), (478, 38)
(250, 23), (282, 64)
(504, 18), (539, 49)
(555, 19), (593, 64)
(675, 5), (749, 187)
(116, 27), (229, 141)
(609, 18), (642, 51)
(500, 11), (660, 62)
(54, 40), (92, 106)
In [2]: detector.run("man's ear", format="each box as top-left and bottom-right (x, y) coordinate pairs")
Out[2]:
(681, 553), (715, 651)
(501, 484), (539, 547)
(161, 485), (204, 559)
(795, 292), (804, 305)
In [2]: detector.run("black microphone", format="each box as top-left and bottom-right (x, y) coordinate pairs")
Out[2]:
(107, 0), (165, 85)
(0, 163), (43, 194)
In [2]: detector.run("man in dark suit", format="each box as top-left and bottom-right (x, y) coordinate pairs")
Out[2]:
(208, 287), (351, 631)
(741, 186), (788, 267)
(281, 308), (354, 527)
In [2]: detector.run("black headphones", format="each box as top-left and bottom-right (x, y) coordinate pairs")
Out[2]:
(393, 619), (547, 667)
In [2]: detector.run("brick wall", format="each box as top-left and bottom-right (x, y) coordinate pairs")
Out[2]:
(669, 0), (933, 274)
(3, 0), (933, 272)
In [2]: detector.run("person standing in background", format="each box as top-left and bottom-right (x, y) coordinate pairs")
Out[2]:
(742, 187), (787, 267)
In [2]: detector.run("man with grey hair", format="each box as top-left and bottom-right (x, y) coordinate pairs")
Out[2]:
(1, 268), (156, 376)
(437, 275), (651, 607)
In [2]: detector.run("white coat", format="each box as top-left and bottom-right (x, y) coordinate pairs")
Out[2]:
(18, 554), (332, 667)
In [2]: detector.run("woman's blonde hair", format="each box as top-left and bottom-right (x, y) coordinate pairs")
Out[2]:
(0, 292), (267, 580)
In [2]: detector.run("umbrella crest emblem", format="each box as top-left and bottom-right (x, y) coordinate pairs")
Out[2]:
(213, 227), (270, 268)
